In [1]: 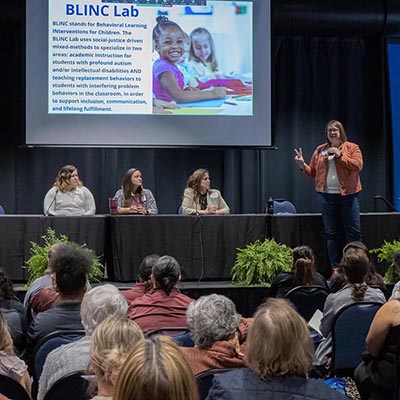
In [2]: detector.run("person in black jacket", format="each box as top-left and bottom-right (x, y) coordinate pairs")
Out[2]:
(207, 298), (345, 400)
(269, 245), (328, 298)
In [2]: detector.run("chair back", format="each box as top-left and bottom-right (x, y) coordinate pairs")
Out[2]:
(0, 205), (4, 215)
(43, 371), (91, 400)
(0, 373), (30, 400)
(33, 330), (85, 381)
(265, 199), (297, 214)
(332, 302), (382, 375)
(146, 327), (194, 347)
(284, 286), (329, 321)
(195, 368), (235, 400)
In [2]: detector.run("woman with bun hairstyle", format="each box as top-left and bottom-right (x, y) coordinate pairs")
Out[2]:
(43, 165), (96, 216)
(127, 256), (194, 334)
(113, 168), (158, 215)
(181, 168), (229, 215)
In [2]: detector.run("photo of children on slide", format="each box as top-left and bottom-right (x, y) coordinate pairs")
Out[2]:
(150, 2), (253, 115)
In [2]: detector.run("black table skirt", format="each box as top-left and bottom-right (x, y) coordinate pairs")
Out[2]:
(1, 213), (399, 282)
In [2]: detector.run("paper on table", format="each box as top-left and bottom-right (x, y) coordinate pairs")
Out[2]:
(308, 309), (323, 335)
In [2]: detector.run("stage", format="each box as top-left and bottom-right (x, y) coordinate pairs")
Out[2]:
(1, 213), (400, 282)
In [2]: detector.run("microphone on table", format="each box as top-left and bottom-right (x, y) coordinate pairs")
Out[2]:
(45, 189), (58, 216)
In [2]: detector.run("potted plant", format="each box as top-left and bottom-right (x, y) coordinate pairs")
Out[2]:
(232, 239), (293, 286)
(25, 228), (104, 287)
(371, 239), (400, 284)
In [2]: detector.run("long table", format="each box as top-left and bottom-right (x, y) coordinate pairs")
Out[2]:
(0, 213), (399, 282)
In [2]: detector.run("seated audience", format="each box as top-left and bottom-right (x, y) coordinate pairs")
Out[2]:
(330, 241), (386, 293)
(314, 248), (386, 370)
(181, 168), (229, 215)
(43, 164), (96, 216)
(113, 168), (158, 214)
(269, 245), (328, 297)
(28, 242), (93, 343)
(0, 313), (31, 396)
(354, 298), (400, 399)
(121, 254), (160, 303)
(207, 298), (345, 399)
(389, 250), (400, 300)
(24, 243), (62, 317)
(38, 284), (128, 400)
(127, 256), (194, 334)
(0, 268), (26, 353)
(89, 316), (144, 400)
(180, 294), (251, 375)
(114, 335), (199, 400)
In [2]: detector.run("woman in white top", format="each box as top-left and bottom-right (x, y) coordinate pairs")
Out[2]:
(43, 165), (96, 216)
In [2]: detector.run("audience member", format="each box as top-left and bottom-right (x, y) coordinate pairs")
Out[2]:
(0, 268), (26, 353)
(38, 284), (128, 400)
(314, 248), (386, 370)
(354, 298), (400, 399)
(389, 250), (400, 300)
(23, 243), (62, 317)
(43, 164), (96, 216)
(269, 245), (328, 297)
(28, 242), (93, 343)
(180, 294), (251, 374)
(121, 254), (160, 303)
(127, 256), (194, 334)
(207, 298), (344, 399)
(330, 241), (385, 293)
(0, 313), (31, 396)
(89, 316), (144, 400)
(114, 335), (199, 400)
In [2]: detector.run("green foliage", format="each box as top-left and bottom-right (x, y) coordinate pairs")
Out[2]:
(232, 239), (293, 286)
(25, 228), (104, 287)
(371, 239), (400, 284)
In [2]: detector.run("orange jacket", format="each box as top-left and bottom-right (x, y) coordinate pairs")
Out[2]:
(303, 141), (363, 195)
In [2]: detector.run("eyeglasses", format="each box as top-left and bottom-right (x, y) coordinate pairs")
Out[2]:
(327, 128), (339, 133)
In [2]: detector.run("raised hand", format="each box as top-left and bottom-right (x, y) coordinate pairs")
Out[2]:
(294, 148), (305, 169)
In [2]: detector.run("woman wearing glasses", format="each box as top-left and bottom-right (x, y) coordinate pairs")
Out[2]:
(294, 120), (363, 275)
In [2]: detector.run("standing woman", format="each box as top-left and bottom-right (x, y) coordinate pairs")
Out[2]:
(294, 120), (363, 272)
(181, 168), (229, 215)
(113, 168), (158, 215)
(43, 165), (96, 216)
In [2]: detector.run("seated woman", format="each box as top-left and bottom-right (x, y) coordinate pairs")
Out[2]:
(330, 241), (386, 293)
(127, 256), (194, 334)
(113, 168), (158, 215)
(120, 254), (160, 303)
(207, 298), (344, 399)
(354, 298), (400, 399)
(181, 168), (229, 215)
(114, 335), (199, 400)
(43, 165), (96, 216)
(269, 245), (328, 298)
(180, 294), (252, 375)
(390, 250), (400, 300)
(314, 248), (386, 370)
(89, 316), (144, 400)
(0, 313), (31, 396)
(0, 268), (27, 354)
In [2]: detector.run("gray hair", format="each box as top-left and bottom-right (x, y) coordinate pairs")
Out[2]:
(81, 284), (128, 335)
(186, 294), (240, 349)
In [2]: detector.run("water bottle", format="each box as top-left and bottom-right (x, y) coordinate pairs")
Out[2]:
(267, 197), (274, 215)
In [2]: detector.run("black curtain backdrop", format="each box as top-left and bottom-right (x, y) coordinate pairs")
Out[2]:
(0, 2), (391, 216)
